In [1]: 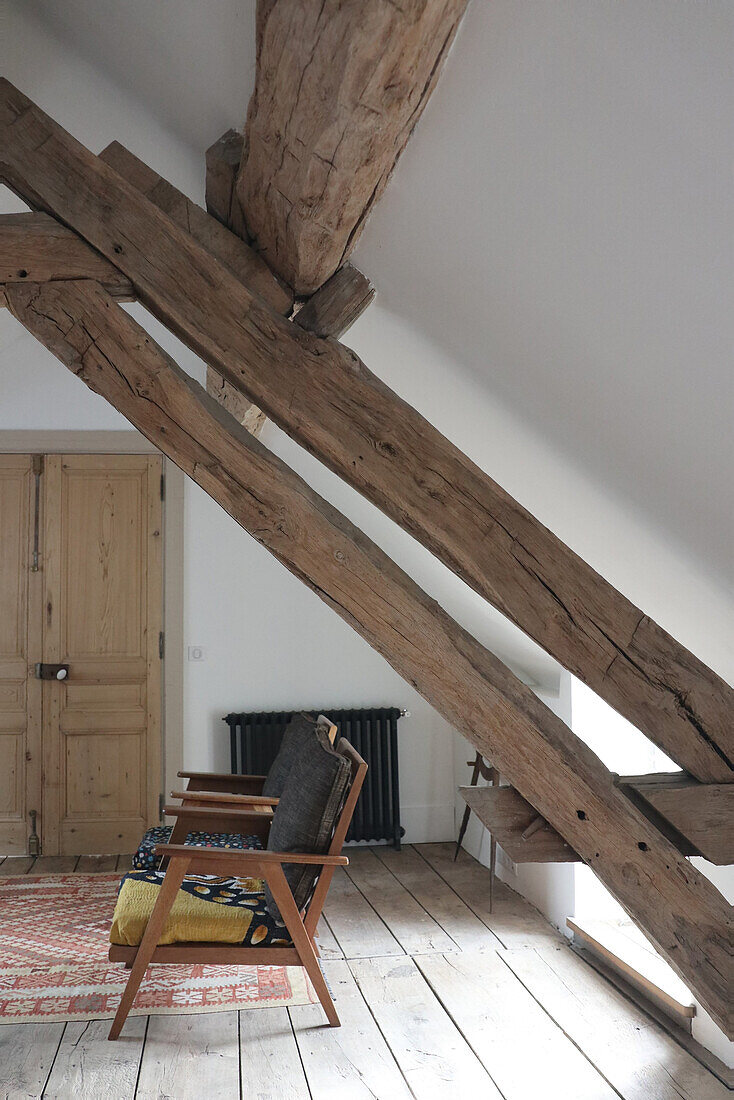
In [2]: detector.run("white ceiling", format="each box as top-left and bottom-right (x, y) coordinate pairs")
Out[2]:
(7, 0), (734, 590)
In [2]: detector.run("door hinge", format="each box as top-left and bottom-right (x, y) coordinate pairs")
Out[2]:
(158, 631), (165, 659)
(160, 473), (165, 501)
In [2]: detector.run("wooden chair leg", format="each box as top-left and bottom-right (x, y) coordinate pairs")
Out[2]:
(108, 856), (189, 1041)
(266, 864), (340, 1027)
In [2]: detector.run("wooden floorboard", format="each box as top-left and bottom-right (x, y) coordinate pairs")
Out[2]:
(503, 943), (731, 1100)
(76, 854), (119, 874)
(416, 949), (618, 1099)
(345, 847), (458, 954)
(0, 855), (37, 875)
(31, 856), (79, 875)
(43, 1018), (146, 1099)
(372, 843), (502, 951)
(350, 954), (504, 1098)
(415, 842), (563, 948)
(239, 1006), (309, 1100)
(0, 844), (727, 1100)
(322, 866), (404, 959)
(0, 1022), (64, 1098)
(135, 1011), (240, 1098)
(290, 958), (414, 1099)
(314, 914), (344, 960)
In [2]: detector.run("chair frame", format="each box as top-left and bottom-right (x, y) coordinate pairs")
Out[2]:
(108, 738), (367, 1040)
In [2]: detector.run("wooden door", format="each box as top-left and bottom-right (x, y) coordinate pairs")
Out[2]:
(0, 456), (42, 855)
(41, 455), (162, 855)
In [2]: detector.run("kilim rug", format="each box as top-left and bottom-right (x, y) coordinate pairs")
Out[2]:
(0, 873), (319, 1023)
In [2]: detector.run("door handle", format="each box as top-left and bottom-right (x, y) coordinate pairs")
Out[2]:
(35, 663), (69, 681)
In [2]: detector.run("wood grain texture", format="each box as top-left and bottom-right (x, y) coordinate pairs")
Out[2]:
(503, 945), (732, 1100)
(0, 455), (41, 856)
(2, 79), (730, 782)
(349, 955), (503, 1098)
(416, 950), (618, 1099)
(459, 785), (580, 863)
(0, 212), (132, 299)
(99, 139), (292, 437)
(290, 959), (415, 1099)
(40, 454), (162, 856)
(323, 866), (404, 959)
(42, 1018), (146, 1099)
(415, 844), (563, 950)
(237, 0), (469, 294)
(344, 847), (458, 954)
(622, 773), (734, 865)
(206, 126), (375, 338)
(0, 1022), (64, 1098)
(136, 1012), (240, 1099)
(205, 128), (248, 239)
(373, 844), (499, 952)
(294, 263), (375, 339)
(239, 1007), (310, 1100)
(8, 277), (732, 1036)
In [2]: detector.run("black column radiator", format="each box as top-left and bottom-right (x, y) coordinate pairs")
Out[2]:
(224, 708), (404, 848)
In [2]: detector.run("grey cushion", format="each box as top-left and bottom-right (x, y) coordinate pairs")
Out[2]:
(264, 725), (351, 922)
(262, 712), (317, 798)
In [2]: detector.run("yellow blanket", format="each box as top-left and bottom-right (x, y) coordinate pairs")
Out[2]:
(110, 874), (266, 946)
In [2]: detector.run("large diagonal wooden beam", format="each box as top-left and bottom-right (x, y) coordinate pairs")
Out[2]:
(1, 79), (731, 782)
(99, 139), (293, 437)
(0, 212), (132, 301)
(236, 0), (469, 295)
(6, 277), (731, 1037)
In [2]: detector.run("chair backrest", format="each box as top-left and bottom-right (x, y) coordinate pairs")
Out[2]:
(328, 737), (368, 855)
(262, 712), (320, 798)
(301, 736), (367, 934)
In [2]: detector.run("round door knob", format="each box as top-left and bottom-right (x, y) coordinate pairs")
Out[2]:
(56, 668), (68, 680)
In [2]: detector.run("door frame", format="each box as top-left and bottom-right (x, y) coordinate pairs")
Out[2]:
(0, 431), (184, 853)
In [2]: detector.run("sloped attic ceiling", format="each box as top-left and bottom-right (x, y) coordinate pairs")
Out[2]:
(14, 0), (734, 593)
(5, 0), (734, 594)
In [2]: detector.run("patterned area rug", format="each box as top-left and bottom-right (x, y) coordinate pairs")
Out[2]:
(0, 873), (318, 1023)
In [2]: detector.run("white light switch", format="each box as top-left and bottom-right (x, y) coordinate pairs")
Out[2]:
(188, 646), (205, 661)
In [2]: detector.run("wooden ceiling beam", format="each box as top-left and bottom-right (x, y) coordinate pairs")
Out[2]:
(0, 211), (132, 300)
(206, 127), (375, 336)
(237, 0), (468, 295)
(7, 275), (731, 1037)
(205, 128), (248, 239)
(619, 773), (734, 866)
(1, 79), (731, 783)
(99, 139), (294, 436)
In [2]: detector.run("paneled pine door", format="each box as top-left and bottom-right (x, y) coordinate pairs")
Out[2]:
(0, 456), (42, 854)
(0, 453), (163, 857)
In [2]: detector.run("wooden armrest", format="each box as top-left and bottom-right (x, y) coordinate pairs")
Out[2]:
(177, 771), (268, 782)
(157, 843), (349, 867)
(170, 790), (279, 806)
(163, 804), (271, 823)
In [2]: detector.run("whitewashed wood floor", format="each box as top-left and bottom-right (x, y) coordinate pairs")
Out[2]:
(0, 843), (727, 1100)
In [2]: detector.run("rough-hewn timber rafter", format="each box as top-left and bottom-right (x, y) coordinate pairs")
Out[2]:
(206, 127), (376, 339)
(6, 276), (732, 1038)
(0, 211), (132, 299)
(237, 0), (469, 295)
(99, 139), (293, 437)
(1, 78), (730, 783)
